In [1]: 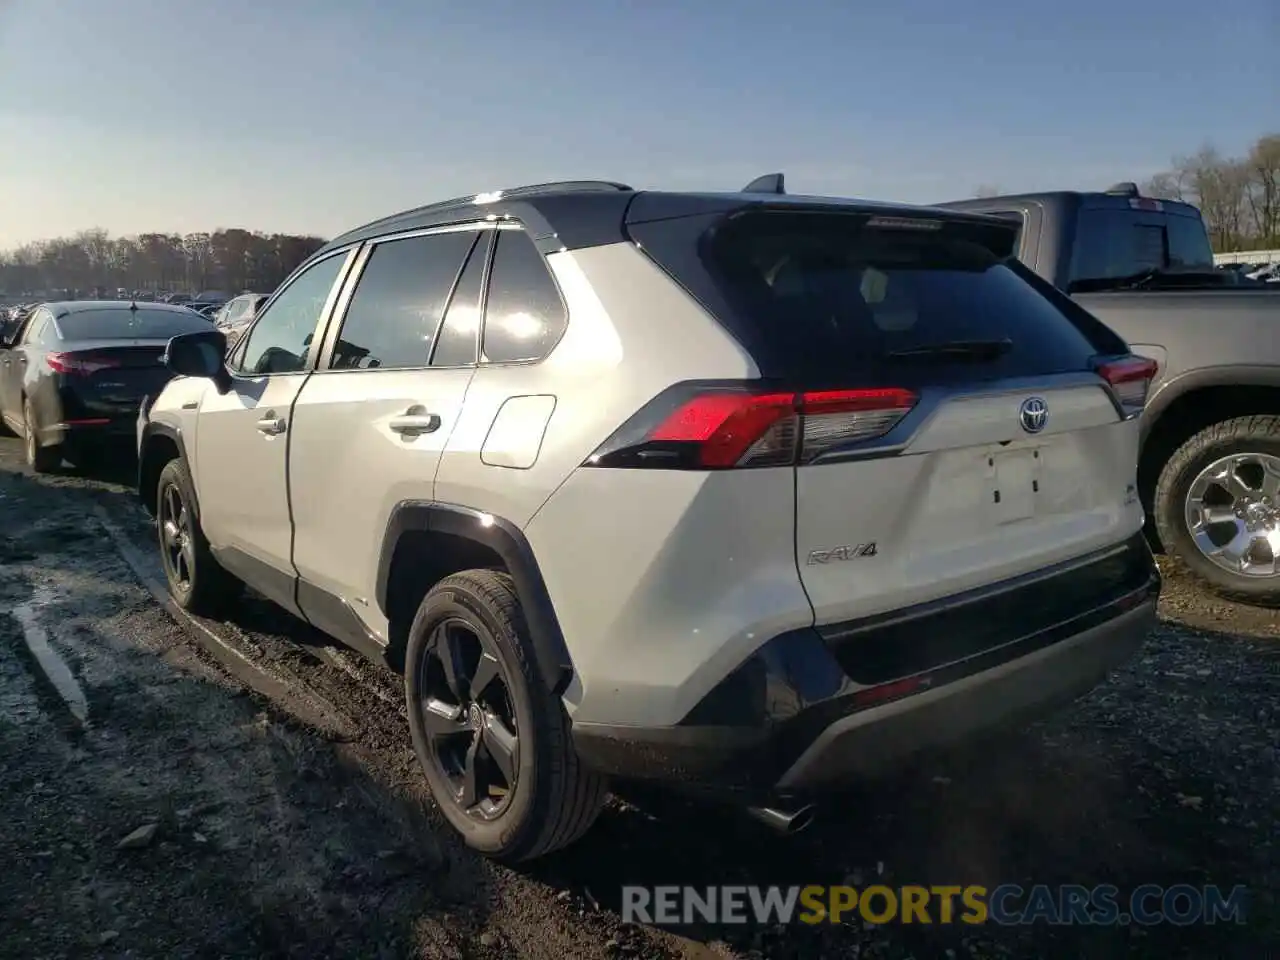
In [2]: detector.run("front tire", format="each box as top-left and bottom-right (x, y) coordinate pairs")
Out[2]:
(23, 399), (61, 473)
(404, 570), (606, 862)
(155, 458), (242, 615)
(1154, 415), (1280, 605)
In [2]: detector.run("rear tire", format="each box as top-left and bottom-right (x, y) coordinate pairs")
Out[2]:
(1154, 415), (1280, 605)
(155, 458), (243, 615)
(404, 569), (606, 862)
(23, 399), (61, 473)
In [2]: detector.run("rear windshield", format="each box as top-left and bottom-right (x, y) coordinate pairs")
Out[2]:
(57, 308), (212, 341)
(635, 210), (1106, 383)
(1069, 208), (1215, 287)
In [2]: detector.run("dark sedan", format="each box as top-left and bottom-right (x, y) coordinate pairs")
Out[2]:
(0, 300), (211, 472)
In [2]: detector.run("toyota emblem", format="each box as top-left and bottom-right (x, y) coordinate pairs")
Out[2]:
(1019, 397), (1048, 434)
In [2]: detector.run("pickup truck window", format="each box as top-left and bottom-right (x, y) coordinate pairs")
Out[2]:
(1069, 209), (1214, 286)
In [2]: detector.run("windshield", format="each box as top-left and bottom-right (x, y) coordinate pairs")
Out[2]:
(1068, 207), (1216, 290)
(56, 308), (212, 340)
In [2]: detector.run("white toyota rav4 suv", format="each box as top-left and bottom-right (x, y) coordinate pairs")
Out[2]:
(137, 176), (1161, 862)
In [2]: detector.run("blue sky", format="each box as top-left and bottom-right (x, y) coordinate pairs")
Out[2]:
(0, 0), (1274, 247)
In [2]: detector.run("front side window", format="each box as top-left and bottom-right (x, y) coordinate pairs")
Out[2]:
(481, 230), (568, 364)
(237, 252), (347, 375)
(328, 230), (476, 370)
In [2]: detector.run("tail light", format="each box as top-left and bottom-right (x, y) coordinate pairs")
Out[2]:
(1095, 355), (1158, 419)
(46, 352), (120, 375)
(585, 382), (918, 470)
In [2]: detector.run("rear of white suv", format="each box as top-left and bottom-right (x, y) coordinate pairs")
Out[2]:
(141, 181), (1159, 861)
(525, 195), (1160, 824)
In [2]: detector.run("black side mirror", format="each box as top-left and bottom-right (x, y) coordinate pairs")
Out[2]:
(164, 329), (232, 394)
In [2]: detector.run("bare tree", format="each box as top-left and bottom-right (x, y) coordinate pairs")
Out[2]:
(1245, 134), (1280, 247)
(1142, 170), (1187, 201)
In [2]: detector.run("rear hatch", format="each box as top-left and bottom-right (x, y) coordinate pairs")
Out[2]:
(627, 202), (1152, 636)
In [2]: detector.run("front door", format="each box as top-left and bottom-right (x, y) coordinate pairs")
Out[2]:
(194, 248), (356, 614)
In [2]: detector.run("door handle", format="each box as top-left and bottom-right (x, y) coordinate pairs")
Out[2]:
(389, 406), (441, 437)
(256, 414), (287, 435)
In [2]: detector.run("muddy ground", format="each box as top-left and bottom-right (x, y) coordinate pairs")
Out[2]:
(0, 435), (1275, 959)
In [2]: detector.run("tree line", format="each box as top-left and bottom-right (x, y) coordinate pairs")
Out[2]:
(973, 132), (1279, 254)
(0, 228), (328, 298)
(1143, 133), (1279, 253)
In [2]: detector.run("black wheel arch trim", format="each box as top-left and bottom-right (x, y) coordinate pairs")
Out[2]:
(137, 419), (190, 515)
(1144, 365), (1280, 442)
(376, 501), (574, 696)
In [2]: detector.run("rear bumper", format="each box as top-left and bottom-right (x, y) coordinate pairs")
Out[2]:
(570, 538), (1159, 803)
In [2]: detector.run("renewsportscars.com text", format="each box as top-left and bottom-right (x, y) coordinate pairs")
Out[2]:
(621, 883), (1249, 927)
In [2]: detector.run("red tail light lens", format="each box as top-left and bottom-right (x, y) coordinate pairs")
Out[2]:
(46, 352), (120, 375)
(1095, 355), (1158, 418)
(587, 383), (918, 470)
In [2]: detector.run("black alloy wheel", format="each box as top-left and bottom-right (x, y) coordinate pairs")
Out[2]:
(418, 617), (520, 820)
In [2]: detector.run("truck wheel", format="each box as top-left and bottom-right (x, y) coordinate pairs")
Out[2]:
(404, 569), (606, 862)
(155, 458), (243, 615)
(1154, 416), (1280, 605)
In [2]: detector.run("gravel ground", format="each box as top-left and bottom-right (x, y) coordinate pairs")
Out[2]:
(0, 436), (1275, 959)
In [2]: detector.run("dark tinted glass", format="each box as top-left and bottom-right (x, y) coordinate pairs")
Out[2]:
(55, 308), (212, 340)
(481, 231), (568, 363)
(1070, 208), (1214, 284)
(430, 232), (488, 367)
(666, 211), (1099, 382)
(1166, 214), (1215, 267)
(239, 252), (346, 374)
(329, 231), (475, 370)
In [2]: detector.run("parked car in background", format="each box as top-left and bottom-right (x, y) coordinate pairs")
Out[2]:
(138, 176), (1159, 860)
(0, 300), (213, 471)
(942, 183), (1280, 603)
(211, 292), (269, 348)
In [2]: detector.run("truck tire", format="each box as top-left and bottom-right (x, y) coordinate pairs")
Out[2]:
(404, 569), (607, 862)
(1154, 415), (1280, 605)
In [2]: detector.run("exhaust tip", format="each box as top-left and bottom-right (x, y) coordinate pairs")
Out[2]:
(746, 804), (817, 835)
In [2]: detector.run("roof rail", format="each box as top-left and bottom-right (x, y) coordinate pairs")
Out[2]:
(348, 180), (634, 238)
(742, 173), (785, 195)
(1104, 181), (1140, 197)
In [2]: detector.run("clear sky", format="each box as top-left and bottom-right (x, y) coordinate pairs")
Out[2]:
(0, 0), (1274, 248)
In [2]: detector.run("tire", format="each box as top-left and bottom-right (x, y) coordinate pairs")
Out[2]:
(404, 569), (607, 862)
(155, 457), (243, 615)
(23, 399), (61, 473)
(1153, 415), (1280, 605)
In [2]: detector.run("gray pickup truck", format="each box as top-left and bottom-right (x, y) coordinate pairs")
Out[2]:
(944, 185), (1280, 604)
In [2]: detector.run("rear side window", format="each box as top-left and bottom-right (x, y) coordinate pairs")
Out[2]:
(328, 230), (476, 370)
(481, 230), (568, 363)
(639, 210), (1102, 383)
(430, 231), (490, 367)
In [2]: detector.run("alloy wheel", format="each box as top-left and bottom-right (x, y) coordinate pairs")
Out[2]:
(1184, 452), (1280, 578)
(159, 482), (195, 591)
(417, 618), (519, 820)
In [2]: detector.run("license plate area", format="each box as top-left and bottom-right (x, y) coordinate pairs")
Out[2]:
(984, 447), (1043, 523)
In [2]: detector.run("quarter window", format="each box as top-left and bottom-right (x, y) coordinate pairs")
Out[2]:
(481, 230), (568, 363)
(328, 231), (476, 370)
(237, 252), (348, 375)
(430, 231), (490, 368)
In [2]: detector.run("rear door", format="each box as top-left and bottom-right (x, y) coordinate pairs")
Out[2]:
(635, 208), (1146, 624)
(287, 226), (486, 639)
